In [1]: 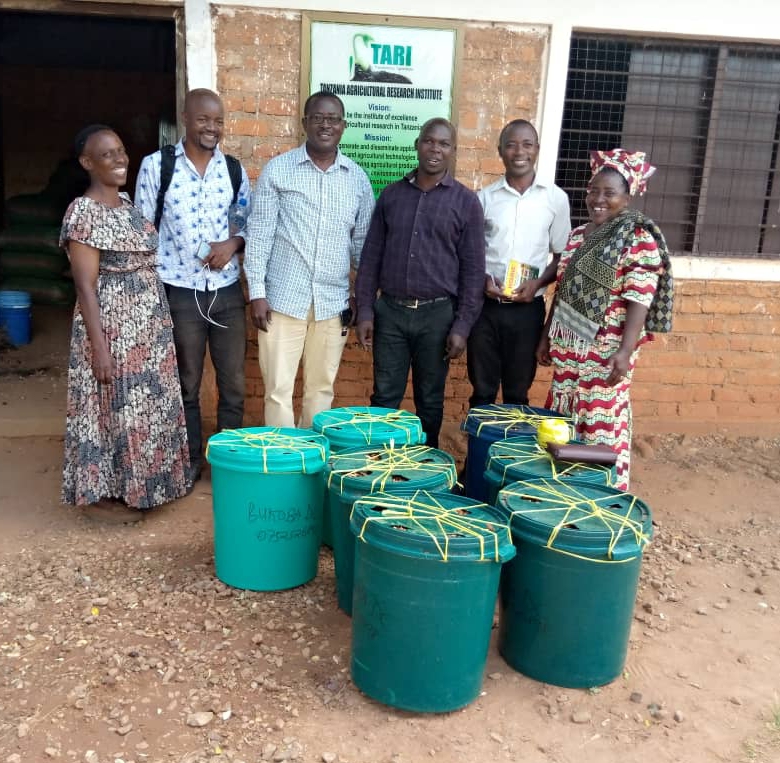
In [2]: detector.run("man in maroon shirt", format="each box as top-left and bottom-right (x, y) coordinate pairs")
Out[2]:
(355, 118), (485, 447)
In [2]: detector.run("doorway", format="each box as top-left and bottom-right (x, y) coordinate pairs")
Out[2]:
(0, 8), (178, 224)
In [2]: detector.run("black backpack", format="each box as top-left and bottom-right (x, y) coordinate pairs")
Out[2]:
(153, 144), (242, 231)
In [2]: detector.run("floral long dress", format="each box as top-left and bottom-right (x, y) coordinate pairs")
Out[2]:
(60, 194), (189, 509)
(545, 223), (662, 490)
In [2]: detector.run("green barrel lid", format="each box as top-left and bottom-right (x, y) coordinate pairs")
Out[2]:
(326, 444), (457, 495)
(350, 489), (516, 563)
(486, 436), (618, 487)
(462, 403), (572, 439)
(206, 427), (329, 474)
(496, 479), (652, 562)
(312, 406), (424, 451)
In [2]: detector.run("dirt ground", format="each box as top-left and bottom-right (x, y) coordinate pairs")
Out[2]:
(1, 308), (780, 763)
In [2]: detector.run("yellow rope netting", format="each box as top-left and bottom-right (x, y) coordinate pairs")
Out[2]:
(327, 444), (456, 493)
(353, 490), (513, 562)
(499, 479), (651, 564)
(318, 409), (422, 446)
(205, 428), (327, 473)
(487, 441), (616, 485)
(467, 406), (572, 438)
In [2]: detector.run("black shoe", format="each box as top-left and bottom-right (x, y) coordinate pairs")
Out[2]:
(184, 464), (202, 494)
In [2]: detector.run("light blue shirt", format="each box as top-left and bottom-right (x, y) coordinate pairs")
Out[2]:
(135, 140), (251, 291)
(244, 144), (375, 321)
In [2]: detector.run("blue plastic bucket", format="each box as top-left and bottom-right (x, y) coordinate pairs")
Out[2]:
(325, 444), (456, 614)
(484, 436), (618, 505)
(0, 290), (32, 346)
(495, 478), (652, 687)
(461, 404), (572, 503)
(312, 406), (425, 546)
(350, 489), (516, 712)
(205, 427), (330, 591)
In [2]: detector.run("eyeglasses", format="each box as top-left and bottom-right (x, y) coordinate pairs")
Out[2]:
(305, 115), (344, 126)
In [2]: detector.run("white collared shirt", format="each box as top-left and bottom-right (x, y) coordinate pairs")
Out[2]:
(477, 176), (571, 296)
(244, 143), (375, 321)
(135, 140), (251, 291)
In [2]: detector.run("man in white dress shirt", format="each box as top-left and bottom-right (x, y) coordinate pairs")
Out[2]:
(245, 91), (375, 428)
(467, 119), (571, 408)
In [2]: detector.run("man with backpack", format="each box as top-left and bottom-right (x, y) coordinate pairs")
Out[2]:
(136, 88), (250, 488)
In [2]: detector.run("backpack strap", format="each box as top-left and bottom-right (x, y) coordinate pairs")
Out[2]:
(154, 146), (241, 231)
(225, 154), (242, 206)
(154, 144), (177, 231)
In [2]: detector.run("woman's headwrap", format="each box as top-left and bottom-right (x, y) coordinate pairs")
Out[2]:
(590, 148), (656, 197)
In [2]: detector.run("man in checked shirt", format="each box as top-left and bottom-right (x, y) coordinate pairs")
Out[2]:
(245, 91), (374, 428)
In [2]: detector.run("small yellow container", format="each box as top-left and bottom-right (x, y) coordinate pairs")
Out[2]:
(536, 418), (571, 449)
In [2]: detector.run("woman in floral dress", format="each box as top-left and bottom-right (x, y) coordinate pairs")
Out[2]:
(60, 125), (189, 517)
(536, 149), (674, 490)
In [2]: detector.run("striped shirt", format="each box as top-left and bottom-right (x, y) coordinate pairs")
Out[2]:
(135, 140), (251, 291)
(244, 144), (375, 321)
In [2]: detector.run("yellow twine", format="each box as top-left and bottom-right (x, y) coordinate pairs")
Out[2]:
(487, 441), (616, 486)
(205, 428), (327, 473)
(327, 444), (456, 493)
(499, 480), (650, 564)
(353, 489), (512, 562)
(319, 409), (421, 446)
(468, 406), (571, 438)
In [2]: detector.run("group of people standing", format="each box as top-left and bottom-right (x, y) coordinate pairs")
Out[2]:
(59, 87), (672, 520)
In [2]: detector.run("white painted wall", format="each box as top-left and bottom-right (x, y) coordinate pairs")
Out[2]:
(185, 0), (780, 280)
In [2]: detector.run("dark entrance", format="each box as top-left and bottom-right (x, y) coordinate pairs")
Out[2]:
(0, 9), (177, 225)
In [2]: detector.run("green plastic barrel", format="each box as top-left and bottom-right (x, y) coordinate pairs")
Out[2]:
(325, 444), (457, 615)
(312, 406), (425, 546)
(495, 479), (652, 688)
(462, 404), (572, 502)
(484, 436), (618, 505)
(350, 489), (516, 712)
(206, 427), (329, 591)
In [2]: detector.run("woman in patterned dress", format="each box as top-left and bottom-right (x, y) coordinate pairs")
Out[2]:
(60, 125), (189, 518)
(536, 149), (674, 490)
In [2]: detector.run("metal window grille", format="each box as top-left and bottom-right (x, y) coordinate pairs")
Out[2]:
(556, 34), (780, 258)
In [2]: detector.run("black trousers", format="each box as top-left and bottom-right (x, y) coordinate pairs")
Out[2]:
(165, 282), (246, 470)
(466, 296), (546, 409)
(370, 294), (454, 449)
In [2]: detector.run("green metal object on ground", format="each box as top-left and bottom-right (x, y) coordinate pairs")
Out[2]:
(206, 427), (329, 591)
(350, 489), (515, 712)
(312, 406), (424, 547)
(484, 436), (618, 504)
(325, 444), (456, 614)
(495, 478), (652, 688)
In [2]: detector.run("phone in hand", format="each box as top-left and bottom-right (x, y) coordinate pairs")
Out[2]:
(196, 241), (211, 261)
(340, 307), (353, 337)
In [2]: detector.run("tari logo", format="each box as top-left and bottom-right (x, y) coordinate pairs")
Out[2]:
(350, 33), (413, 84)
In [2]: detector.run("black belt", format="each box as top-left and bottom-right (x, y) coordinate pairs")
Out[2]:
(485, 295), (544, 305)
(384, 294), (451, 309)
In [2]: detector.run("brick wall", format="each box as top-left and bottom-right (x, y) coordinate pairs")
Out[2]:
(206, 8), (780, 438)
(625, 280), (780, 435)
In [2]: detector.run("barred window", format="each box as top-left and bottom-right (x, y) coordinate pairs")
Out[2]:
(556, 34), (780, 258)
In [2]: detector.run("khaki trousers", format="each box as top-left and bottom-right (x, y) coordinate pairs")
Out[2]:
(258, 307), (348, 429)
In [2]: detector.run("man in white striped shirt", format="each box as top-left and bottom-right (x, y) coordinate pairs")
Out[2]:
(245, 91), (375, 428)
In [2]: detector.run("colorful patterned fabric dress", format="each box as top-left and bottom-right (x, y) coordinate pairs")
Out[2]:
(60, 194), (190, 509)
(545, 223), (662, 490)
